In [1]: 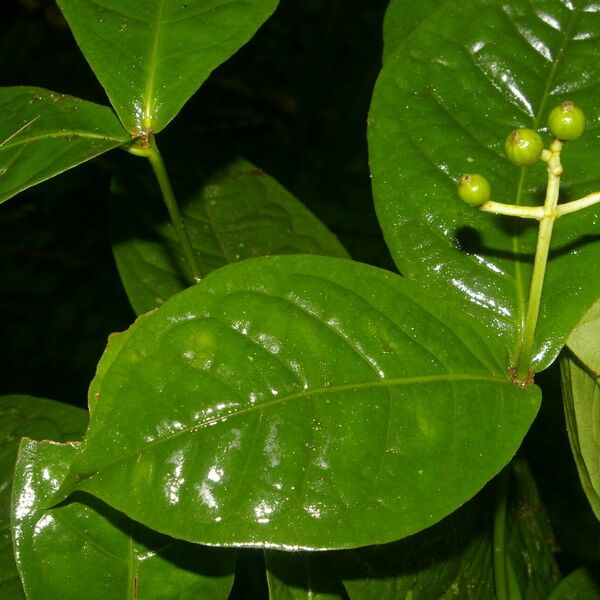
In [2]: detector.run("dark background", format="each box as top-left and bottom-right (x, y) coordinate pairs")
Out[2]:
(0, 0), (392, 403)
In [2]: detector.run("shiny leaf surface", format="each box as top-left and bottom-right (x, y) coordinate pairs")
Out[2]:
(0, 87), (128, 203)
(560, 353), (600, 521)
(265, 551), (346, 600)
(0, 395), (87, 599)
(12, 439), (235, 600)
(111, 158), (349, 315)
(56, 255), (539, 549)
(56, 0), (279, 134)
(549, 567), (600, 599)
(370, 0), (600, 371)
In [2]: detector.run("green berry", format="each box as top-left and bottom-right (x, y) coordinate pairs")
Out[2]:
(458, 174), (490, 207)
(548, 101), (586, 141)
(504, 128), (544, 166)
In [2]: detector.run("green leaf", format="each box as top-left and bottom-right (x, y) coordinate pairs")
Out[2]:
(0, 87), (128, 203)
(12, 439), (235, 599)
(560, 353), (600, 521)
(549, 567), (600, 600)
(56, 255), (539, 549)
(369, 0), (600, 372)
(504, 459), (561, 597)
(0, 395), (87, 599)
(382, 0), (443, 62)
(89, 313), (153, 416)
(111, 157), (349, 315)
(265, 552), (346, 600)
(567, 297), (600, 375)
(56, 0), (279, 134)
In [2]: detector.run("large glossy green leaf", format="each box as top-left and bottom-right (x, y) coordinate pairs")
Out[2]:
(560, 353), (600, 521)
(370, 0), (600, 372)
(111, 157), (349, 315)
(12, 439), (235, 599)
(55, 255), (539, 549)
(549, 567), (600, 599)
(0, 395), (87, 599)
(0, 87), (128, 203)
(336, 459), (559, 599)
(56, 0), (279, 134)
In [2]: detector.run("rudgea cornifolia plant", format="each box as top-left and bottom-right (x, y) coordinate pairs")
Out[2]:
(3, 0), (600, 598)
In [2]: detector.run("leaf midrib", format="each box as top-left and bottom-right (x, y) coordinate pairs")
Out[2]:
(0, 131), (127, 152)
(72, 372), (515, 485)
(143, 0), (167, 131)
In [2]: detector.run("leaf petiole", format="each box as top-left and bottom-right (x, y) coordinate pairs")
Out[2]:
(127, 136), (202, 284)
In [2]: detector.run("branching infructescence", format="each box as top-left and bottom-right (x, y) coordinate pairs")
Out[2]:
(458, 101), (595, 385)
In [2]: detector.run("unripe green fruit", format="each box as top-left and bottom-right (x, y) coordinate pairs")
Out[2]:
(457, 174), (490, 207)
(548, 101), (586, 141)
(504, 128), (544, 166)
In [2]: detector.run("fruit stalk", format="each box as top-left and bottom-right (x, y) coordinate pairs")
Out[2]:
(514, 139), (563, 380)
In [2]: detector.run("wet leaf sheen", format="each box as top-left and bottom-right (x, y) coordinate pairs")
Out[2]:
(12, 440), (234, 599)
(57, 255), (539, 549)
(371, 0), (600, 371)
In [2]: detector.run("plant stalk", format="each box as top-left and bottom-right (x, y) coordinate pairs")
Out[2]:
(514, 139), (563, 380)
(493, 467), (511, 600)
(144, 139), (202, 284)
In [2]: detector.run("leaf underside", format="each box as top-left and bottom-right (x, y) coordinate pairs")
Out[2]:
(110, 157), (349, 315)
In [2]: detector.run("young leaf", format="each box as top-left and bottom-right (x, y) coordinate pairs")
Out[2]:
(0, 87), (128, 204)
(369, 0), (600, 371)
(110, 157), (349, 315)
(265, 552), (346, 600)
(55, 255), (539, 549)
(0, 395), (88, 599)
(11, 439), (235, 599)
(56, 0), (280, 134)
(560, 353), (600, 521)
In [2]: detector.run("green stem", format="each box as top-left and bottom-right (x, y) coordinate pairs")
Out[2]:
(480, 200), (545, 220)
(514, 139), (563, 380)
(142, 138), (202, 284)
(556, 190), (600, 216)
(493, 467), (511, 600)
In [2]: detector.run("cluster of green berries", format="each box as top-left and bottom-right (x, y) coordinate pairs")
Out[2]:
(457, 101), (586, 207)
